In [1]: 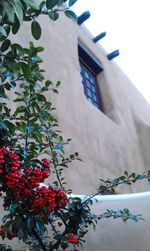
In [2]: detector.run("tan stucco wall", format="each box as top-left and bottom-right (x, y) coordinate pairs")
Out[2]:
(6, 13), (150, 194)
(1, 12), (150, 251)
(84, 192), (150, 251)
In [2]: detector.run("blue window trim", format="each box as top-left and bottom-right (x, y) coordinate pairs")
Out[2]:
(78, 43), (103, 74)
(78, 43), (104, 111)
(80, 61), (103, 111)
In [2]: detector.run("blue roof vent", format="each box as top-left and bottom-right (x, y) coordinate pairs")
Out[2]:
(107, 50), (120, 60)
(78, 11), (90, 25)
(93, 32), (106, 43)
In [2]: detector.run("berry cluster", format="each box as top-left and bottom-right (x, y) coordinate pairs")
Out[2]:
(41, 158), (51, 168)
(31, 187), (67, 213)
(0, 146), (20, 178)
(0, 147), (51, 198)
(0, 147), (8, 175)
(0, 147), (52, 200)
(0, 147), (68, 240)
(68, 233), (79, 244)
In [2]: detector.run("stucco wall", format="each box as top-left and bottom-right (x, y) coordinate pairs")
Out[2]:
(83, 192), (150, 251)
(5, 14), (150, 195)
(1, 11), (150, 251)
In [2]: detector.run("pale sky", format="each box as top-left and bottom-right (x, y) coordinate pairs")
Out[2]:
(73, 0), (150, 104)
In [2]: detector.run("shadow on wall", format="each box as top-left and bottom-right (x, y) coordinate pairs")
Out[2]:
(134, 115), (150, 172)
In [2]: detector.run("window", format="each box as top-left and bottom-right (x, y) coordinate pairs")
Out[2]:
(80, 61), (101, 109)
(78, 43), (103, 110)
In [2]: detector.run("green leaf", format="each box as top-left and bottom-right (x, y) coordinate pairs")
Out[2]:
(53, 89), (59, 94)
(45, 80), (52, 88)
(26, 216), (33, 229)
(26, 126), (33, 133)
(12, 20), (20, 34)
(57, 0), (64, 6)
(5, 25), (11, 36)
(35, 221), (42, 232)
(11, 43), (24, 57)
(72, 197), (82, 203)
(56, 81), (61, 87)
(1, 1), (15, 23)
(46, 0), (58, 9)
(9, 203), (18, 212)
(70, 154), (74, 159)
(4, 121), (15, 132)
(48, 11), (59, 21)
(0, 35), (6, 42)
(2, 214), (11, 223)
(65, 10), (77, 21)
(20, 62), (30, 77)
(69, 0), (77, 7)
(0, 27), (7, 37)
(124, 171), (128, 176)
(14, 106), (28, 115)
(36, 93), (47, 102)
(25, 246), (30, 251)
(1, 39), (11, 52)
(31, 21), (42, 40)
(37, 46), (44, 52)
(11, 1), (24, 25)
(0, 120), (7, 129)
(39, 1), (46, 10)
(53, 181), (59, 186)
(18, 227), (24, 239)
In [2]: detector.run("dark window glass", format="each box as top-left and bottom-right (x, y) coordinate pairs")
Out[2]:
(80, 61), (102, 110)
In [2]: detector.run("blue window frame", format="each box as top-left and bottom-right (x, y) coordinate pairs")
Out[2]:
(78, 44), (103, 111)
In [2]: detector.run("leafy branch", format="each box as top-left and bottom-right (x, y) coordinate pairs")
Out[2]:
(0, 1), (150, 251)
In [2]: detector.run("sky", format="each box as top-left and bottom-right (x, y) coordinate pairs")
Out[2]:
(72, 0), (150, 103)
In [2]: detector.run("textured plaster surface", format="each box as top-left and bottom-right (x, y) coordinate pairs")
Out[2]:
(7, 14), (150, 194)
(83, 192), (150, 251)
(1, 13), (150, 251)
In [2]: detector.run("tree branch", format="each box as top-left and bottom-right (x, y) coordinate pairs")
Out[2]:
(32, 229), (47, 251)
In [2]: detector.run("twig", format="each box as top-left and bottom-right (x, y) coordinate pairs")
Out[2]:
(32, 229), (47, 251)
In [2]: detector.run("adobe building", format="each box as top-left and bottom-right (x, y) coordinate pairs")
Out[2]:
(7, 12), (150, 194)
(1, 11), (150, 251)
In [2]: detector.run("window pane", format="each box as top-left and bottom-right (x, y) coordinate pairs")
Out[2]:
(85, 71), (90, 79)
(91, 85), (96, 93)
(92, 94), (97, 102)
(90, 76), (94, 84)
(87, 88), (92, 98)
(86, 79), (91, 88)
(80, 61), (102, 110)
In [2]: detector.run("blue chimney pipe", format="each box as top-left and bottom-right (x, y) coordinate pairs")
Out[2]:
(93, 32), (106, 43)
(78, 11), (90, 25)
(107, 50), (120, 60)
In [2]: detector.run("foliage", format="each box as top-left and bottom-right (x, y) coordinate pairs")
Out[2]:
(0, 0), (77, 40)
(0, 1), (150, 251)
